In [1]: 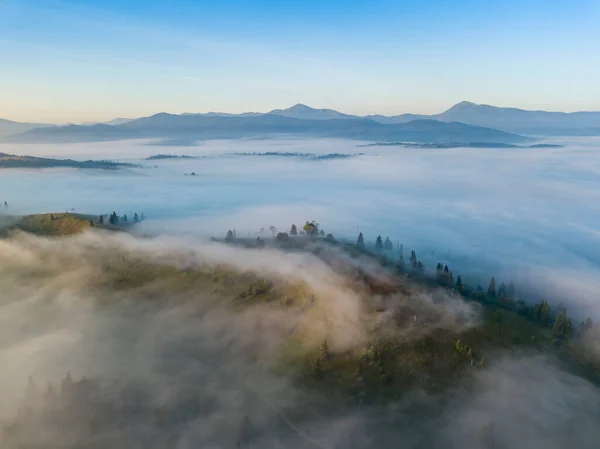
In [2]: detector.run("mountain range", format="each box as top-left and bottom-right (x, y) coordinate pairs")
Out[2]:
(1, 101), (599, 144)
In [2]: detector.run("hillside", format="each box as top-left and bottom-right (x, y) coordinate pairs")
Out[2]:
(0, 118), (52, 138)
(2, 113), (528, 144)
(0, 152), (135, 169)
(0, 213), (121, 237)
(1, 218), (599, 448)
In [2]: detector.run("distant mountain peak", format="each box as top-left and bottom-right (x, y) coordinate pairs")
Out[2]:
(268, 104), (357, 120)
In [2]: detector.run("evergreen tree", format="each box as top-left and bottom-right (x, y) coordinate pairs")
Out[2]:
(436, 263), (442, 273)
(487, 277), (496, 297)
(455, 275), (463, 291)
(384, 237), (393, 250)
(375, 235), (383, 250)
(225, 230), (234, 242)
(98, 215), (104, 224)
(357, 232), (365, 249)
(444, 265), (449, 273)
(541, 300), (552, 324)
(410, 251), (418, 269)
(319, 229), (325, 237)
(498, 282), (507, 298)
(133, 213), (139, 223)
(123, 214), (128, 222)
(566, 317), (573, 339)
(553, 310), (569, 338)
(290, 224), (298, 235)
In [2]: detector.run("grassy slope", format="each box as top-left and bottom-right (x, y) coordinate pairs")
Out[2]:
(2, 217), (599, 402)
(0, 213), (107, 236)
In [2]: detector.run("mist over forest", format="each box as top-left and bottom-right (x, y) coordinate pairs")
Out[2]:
(1, 136), (600, 448)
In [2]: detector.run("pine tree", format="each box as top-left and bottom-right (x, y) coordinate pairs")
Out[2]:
(384, 237), (393, 250)
(444, 265), (449, 273)
(455, 275), (463, 291)
(566, 318), (573, 339)
(225, 230), (234, 242)
(553, 310), (568, 338)
(357, 232), (364, 249)
(487, 277), (496, 297)
(498, 282), (507, 298)
(290, 224), (297, 235)
(410, 251), (418, 269)
(133, 213), (139, 223)
(98, 215), (104, 224)
(375, 235), (383, 250)
(540, 300), (552, 324)
(123, 214), (128, 222)
(436, 263), (442, 273)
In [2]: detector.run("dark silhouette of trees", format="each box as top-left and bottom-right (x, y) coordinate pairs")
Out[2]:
(375, 235), (383, 250)
(384, 237), (393, 250)
(123, 214), (128, 222)
(225, 230), (234, 242)
(357, 232), (364, 249)
(487, 277), (496, 297)
(319, 229), (325, 237)
(325, 233), (335, 243)
(276, 232), (290, 243)
(133, 213), (139, 223)
(290, 224), (297, 235)
(497, 282), (507, 298)
(552, 310), (573, 339)
(532, 300), (552, 325)
(456, 275), (463, 291)
(256, 236), (265, 248)
(269, 226), (276, 237)
(580, 317), (593, 337)
(409, 251), (417, 269)
(109, 212), (118, 225)
(98, 215), (103, 224)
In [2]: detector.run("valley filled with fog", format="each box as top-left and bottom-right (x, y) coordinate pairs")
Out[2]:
(1, 137), (599, 313)
(1, 136), (600, 449)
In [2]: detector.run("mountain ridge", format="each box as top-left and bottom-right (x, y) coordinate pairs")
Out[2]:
(2, 101), (599, 141)
(2, 113), (528, 145)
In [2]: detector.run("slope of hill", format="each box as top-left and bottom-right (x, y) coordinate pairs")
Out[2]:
(0, 152), (135, 169)
(3, 113), (528, 144)
(0, 118), (52, 138)
(432, 101), (600, 135)
(0, 213), (112, 237)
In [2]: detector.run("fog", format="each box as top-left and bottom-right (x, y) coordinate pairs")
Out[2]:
(1, 231), (599, 448)
(1, 136), (599, 312)
(1, 136), (600, 447)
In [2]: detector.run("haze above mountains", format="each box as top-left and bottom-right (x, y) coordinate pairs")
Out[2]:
(2, 101), (600, 145)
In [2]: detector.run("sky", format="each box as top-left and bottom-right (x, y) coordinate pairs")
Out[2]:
(1, 0), (599, 123)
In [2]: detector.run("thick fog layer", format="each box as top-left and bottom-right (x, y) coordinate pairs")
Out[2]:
(1, 136), (599, 313)
(1, 232), (599, 449)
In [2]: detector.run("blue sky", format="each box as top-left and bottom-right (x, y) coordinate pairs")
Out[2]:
(1, 0), (599, 123)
